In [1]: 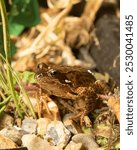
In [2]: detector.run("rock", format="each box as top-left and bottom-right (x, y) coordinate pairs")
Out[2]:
(90, 14), (120, 86)
(44, 121), (71, 149)
(0, 113), (14, 130)
(21, 117), (37, 134)
(72, 133), (99, 150)
(22, 134), (55, 150)
(63, 113), (82, 135)
(65, 141), (82, 150)
(37, 118), (51, 136)
(0, 135), (17, 149)
(0, 126), (25, 145)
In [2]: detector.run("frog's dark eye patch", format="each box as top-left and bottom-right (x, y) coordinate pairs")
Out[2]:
(47, 69), (72, 85)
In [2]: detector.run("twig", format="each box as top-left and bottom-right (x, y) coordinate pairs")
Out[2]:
(18, 1), (73, 57)
(82, 0), (104, 30)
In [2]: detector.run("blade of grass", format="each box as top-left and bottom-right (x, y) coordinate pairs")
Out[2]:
(0, 0), (23, 118)
(0, 53), (36, 118)
(0, 0), (10, 63)
(0, 95), (11, 107)
(8, 63), (36, 118)
(0, 1), (36, 119)
(0, 105), (6, 115)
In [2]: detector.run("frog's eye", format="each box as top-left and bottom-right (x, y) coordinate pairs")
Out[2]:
(47, 69), (57, 77)
(37, 63), (48, 70)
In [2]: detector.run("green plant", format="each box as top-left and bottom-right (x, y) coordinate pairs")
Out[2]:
(0, 0), (36, 118)
(9, 0), (40, 36)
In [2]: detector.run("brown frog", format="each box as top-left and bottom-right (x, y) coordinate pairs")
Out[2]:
(36, 63), (109, 125)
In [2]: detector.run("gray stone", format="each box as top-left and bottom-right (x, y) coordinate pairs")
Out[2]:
(21, 117), (37, 134)
(65, 141), (82, 150)
(44, 121), (71, 149)
(0, 126), (25, 145)
(72, 133), (99, 150)
(63, 113), (82, 135)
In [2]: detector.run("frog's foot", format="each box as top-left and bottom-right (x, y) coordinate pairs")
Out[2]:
(79, 112), (92, 127)
(68, 110), (91, 127)
(75, 105), (85, 110)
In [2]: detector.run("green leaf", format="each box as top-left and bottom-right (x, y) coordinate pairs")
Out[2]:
(18, 71), (36, 84)
(8, 20), (25, 36)
(9, 0), (40, 27)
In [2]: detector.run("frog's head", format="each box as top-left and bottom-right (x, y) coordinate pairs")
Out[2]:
(36, 63), (58, 79)
(36, 63), (72, 85)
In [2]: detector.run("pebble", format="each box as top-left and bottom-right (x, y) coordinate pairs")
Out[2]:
(0, 126), (25, 145)
(37, 118), (51, 136)
(21, 117), (37, 134)
(65, 141), (82, 150)
(0, 134), (17, 149)
(0, 113), (14, 130)
(44, 121), (71, 149)
(63, 113), (82, 135)
(22, 134), (55, 150)
(72, 133), (99, 150)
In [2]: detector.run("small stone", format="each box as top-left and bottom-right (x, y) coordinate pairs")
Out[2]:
(37, 118), (51, 136)
(65, 141), (82, 150)
(0, 135), (17, 149)
(0, 126), (25, 145)
(0, 113), (14, 130)
(63, 113), (82, 134)
(72, 133), (99, 150)
(22, 134), (55, 150)
(44, 121), (71, 149)
(21, 117), (37, 134)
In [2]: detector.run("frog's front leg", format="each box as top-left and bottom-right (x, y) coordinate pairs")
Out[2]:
(40, 95), (52, 115)
(58, 98), (78, 114)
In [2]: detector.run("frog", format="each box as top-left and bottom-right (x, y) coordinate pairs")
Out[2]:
(36, 63), (109, 125)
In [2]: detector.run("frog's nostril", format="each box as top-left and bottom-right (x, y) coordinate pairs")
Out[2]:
(36, 73), (44, 78)
(37, 63), (48, 69)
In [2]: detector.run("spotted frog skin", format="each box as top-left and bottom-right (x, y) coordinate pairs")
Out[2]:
(36, 63), (109, 124)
